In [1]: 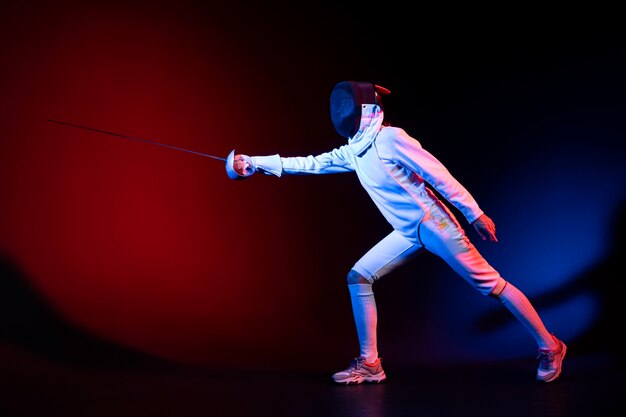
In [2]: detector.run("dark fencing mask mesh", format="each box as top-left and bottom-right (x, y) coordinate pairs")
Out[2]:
(330, 81), (390, 138)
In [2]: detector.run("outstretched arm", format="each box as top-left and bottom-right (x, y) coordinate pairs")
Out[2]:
(280, 146), (354, 175)
(230, 145), (355, 179)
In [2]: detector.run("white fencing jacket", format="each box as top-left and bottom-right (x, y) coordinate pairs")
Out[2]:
(251, 109), (484, 244)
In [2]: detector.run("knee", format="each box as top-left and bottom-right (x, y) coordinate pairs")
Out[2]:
(488, 278), (508, 298)
(347, 269), (371, 285)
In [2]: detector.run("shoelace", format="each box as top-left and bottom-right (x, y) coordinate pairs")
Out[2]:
(348, 357), (365, 371)
(537, 349), (554, 369)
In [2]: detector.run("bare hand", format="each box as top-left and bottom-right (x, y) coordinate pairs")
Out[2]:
(233, 154), (255, 176)
(473, 214), (498, 242)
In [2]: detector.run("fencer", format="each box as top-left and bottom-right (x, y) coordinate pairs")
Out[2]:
(226, 81), (566, 384)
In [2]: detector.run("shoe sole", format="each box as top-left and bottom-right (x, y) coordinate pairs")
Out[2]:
(333, 374), (387, 385)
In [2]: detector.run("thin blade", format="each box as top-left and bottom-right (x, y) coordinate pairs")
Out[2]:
(47, 119), (227, 162)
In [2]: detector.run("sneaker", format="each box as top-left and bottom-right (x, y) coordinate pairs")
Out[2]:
(332, 357), (387, 385)
(536, 334), (567, 382)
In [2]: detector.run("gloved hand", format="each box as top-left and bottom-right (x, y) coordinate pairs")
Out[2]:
(473, 213), (498, 242)
(233, 154), (255, 176)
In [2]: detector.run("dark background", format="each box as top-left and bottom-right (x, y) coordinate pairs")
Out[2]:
(1, 0), (624, 381)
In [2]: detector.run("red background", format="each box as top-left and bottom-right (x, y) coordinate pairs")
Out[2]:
(2, 2), (624, 372)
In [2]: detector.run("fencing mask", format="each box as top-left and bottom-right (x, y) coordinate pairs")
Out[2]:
(330, 81), (390, 138)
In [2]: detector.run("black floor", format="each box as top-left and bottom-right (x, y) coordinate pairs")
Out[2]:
(2, 256), (622, 417)
(1, 342), (623, 417)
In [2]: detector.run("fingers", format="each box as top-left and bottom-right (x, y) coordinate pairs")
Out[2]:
(476, 214), (498, 243)
(234, 162), (249, 175)
(474, 221), (497, 242)
(485, 220), (496, 241)
(232, 154), (255, 176)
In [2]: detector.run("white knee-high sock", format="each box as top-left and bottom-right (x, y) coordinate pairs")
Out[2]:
(348, 283), (379, 363)
(498, 282), (556, 350)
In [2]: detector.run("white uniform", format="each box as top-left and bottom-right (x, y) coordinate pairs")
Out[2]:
(252, 118), (503, 295)
(243, 93), (563, 381)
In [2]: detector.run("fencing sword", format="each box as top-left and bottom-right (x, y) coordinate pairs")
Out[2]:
(46, 119), (249, 179)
